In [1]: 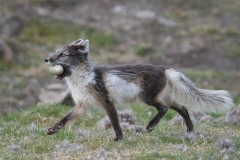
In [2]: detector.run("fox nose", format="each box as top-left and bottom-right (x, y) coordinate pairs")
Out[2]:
(45, 59), (49, 63)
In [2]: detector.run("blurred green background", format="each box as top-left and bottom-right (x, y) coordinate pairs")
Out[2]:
(0, 0), (240, 114)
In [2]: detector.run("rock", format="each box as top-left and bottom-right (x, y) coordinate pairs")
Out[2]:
(55, 140), (84, 155)
(170, 115), (184, 126)
(0, 16), (24, 37)
(118, 109), (136, 124)
(0, 39), (13, 62)
(126, 124), (144, 133)
(183, 131), (202, 141)
(7, 144), (21, 152)
(213, 117), (225, 124)
(215, 138), (236, 153)
(22, 79), (41, 106)
(169, 143), (186, 151)
(46, 83), (65, 91)
(134, 10), (156, 21)
(39, 91), (59, 103)
(225, 105), (240, 126)
(171, 110), (208, 126)
(97, 116), (112, 129)
(36, 7), (49, 16)
(189, 110), (206, 122)
(112, 5), (127, 15)
(96, 148), (108, 160)
(97, 109), (144, 133)
(75, 129), (91, 141)
(163, 36), (173, 46)
(38, 88), (74, 106)
(181, 41), (194, 54)
(157, 17), (177, 27)
(199, 115), (213, 123)
(192, 37), (205, 50)
(28, 122), (37, 131)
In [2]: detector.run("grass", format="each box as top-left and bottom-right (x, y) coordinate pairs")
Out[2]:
(134, 44), (155, 57)
(0, 103), (239, 159)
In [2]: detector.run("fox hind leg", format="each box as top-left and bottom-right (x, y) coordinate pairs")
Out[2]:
(171, 105), (194, 132)
(146, 103), (168, 132)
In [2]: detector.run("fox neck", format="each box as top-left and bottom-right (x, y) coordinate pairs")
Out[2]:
(66, 61), (94, 81)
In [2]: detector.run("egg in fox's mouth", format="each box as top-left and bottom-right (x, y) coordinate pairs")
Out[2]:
(48, 65), (64, 79)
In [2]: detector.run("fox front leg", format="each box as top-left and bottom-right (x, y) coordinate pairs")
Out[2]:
(47, 112), (71, 135)
(47, 103), (88, 135)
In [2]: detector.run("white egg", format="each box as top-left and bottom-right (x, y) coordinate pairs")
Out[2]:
(49, 65), (64, 75)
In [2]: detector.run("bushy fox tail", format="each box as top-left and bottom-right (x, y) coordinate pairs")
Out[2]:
(165, 69), (234, 113)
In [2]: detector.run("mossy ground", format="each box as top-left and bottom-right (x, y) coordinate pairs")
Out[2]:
(1, 0), (240, 159)
(0, 103), (239, 160)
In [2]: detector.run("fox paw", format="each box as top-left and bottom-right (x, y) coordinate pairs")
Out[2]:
(114, 135), (123, 141)
(46, 127), (58, 135)
(146, 126), (155, 132)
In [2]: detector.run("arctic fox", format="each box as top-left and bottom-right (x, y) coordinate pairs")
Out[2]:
(44, 39), (233, 141)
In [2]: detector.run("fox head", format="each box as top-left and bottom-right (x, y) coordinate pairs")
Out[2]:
(45, 39), (90, 80)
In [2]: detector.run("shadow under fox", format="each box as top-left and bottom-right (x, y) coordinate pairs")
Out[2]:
(45, 39), (233, 141)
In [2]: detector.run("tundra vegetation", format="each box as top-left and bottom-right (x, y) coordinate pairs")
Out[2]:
(0, 0), (240, 159)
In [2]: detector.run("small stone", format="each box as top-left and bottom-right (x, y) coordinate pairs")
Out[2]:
(181, 41), (194, 54)
(183, 131), (202, 141)
(97, 117), (112, 129)
(96, 147), (108, 160)
(134, 10), (156, 21)
(28, 122), (37, 131)
(199, 115), (213, 123)
(170, 115), (184, 126)
(189, 110), (206, 122)
(163, 36), (173, 46)
(112, 5), (127, 15)
(169, 143), (186, 151)
(38, 88), (73, 106)
(0, 127), (4, 132)
(7, 144), (21, 152)
(76, 129), (91, 141)
(157, 17), (177, 27)
(46, 83), (65, 90)
(55, 140), (84, 155)
(225, 105), (240, 126)
(0, 39), (13, 62)
(38, 91), (59, 102)
(118, 109), (136, 124)
(215, 138), (236, 153)
(1, 16), (24, 37)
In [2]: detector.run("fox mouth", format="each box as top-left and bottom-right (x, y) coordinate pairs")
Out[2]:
(45, 59), (71, 80)
(55, 74), (62, 80)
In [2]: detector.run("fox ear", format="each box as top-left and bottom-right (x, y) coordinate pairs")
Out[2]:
(82, 39), (89, 53)
(71, 39), (84, 45)
(70, 39), (89, 54)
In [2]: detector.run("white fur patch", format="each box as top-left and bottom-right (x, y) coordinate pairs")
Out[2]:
(65, 69), (97, 107)
(105, 73), (141, 105)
